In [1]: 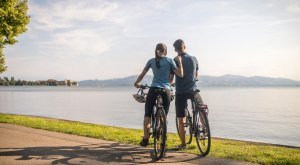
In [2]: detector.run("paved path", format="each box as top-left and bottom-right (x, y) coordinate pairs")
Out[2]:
(0, 123), (256, 165)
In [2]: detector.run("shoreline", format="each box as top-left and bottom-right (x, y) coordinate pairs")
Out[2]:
(1, 113), (299, 165)
(1, 113), (299, 149)
(1, 85), (300, 87)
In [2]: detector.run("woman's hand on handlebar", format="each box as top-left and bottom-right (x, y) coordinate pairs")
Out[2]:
(134, 82), (141, 88)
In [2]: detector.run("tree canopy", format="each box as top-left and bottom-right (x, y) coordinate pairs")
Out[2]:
(0, 0), (30, 73)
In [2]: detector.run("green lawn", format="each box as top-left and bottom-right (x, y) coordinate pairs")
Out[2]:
(0, 113), (299, 165)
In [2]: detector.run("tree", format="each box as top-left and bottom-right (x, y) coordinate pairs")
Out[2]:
(0, 49), (6, 72)
(0, 0), (30, 73)
(0, 76), (3, 85)
(16, 78), (21, 85)
(10, 76), (15, 85)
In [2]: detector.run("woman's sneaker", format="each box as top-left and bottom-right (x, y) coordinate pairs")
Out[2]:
(140, 138), (149, 147)
(175, 144), (186, 150)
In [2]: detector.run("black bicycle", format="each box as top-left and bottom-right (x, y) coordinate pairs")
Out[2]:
(133, 85), (169, 160)
(175, 90), (211, 156)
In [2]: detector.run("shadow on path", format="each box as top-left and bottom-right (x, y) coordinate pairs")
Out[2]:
(1, 142), (150, 164)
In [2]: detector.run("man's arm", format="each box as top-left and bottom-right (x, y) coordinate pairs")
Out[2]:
(169, 73), (175, 84)
(173, 56), (184, 77)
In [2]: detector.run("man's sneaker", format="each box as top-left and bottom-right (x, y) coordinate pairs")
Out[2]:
(140, 138), (149, 147)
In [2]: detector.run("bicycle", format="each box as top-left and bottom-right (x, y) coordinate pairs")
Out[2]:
(175, 89), (211, 156)
(133, 84), (172, 160)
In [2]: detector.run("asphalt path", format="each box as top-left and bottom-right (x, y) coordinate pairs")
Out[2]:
(0, 123), (257, 165)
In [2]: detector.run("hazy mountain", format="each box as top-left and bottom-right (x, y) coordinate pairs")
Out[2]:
(198, 75), (300, 86)
(79, 74), (300, 86)
(79, 75), (152, 86)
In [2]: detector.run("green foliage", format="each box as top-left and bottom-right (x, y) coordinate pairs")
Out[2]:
(0, 77), (78, 86)
(0, 76), (20, 85)
(0, 0), (30, 46)
(0, 49), (6, 72)
(0, 0), (30, 73)
(0, 113), (299, 165)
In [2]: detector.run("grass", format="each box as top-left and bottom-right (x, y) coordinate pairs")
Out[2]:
(0, 113), (299, 165)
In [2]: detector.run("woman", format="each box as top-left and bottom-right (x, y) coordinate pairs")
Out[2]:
(134, 43), (183, 146)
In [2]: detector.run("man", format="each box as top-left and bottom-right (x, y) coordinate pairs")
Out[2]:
(171, 39), (203, 149)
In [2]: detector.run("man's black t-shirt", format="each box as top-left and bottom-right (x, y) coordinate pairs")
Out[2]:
(173, 53), (199, 94)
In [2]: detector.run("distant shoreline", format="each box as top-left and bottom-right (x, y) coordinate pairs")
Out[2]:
(78, 74), (300, 87)
(1, 85), (300, 88)
(0, 77), (78, 86)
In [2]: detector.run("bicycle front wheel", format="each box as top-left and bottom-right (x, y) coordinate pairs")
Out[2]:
(195, 109), (211, 156)
(175, 109), (193, 144)
(153, 108), (167, 160)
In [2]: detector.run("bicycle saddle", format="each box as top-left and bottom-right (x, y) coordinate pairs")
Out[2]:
(155, 88), (166, 94)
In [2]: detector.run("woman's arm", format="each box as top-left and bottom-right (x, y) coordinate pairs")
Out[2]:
(173, 56), (184, 77)
(134, 69), (148, 88)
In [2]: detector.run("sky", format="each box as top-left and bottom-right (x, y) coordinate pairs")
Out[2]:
(1, 0), (300, 81)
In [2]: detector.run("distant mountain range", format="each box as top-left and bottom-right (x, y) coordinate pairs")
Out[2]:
(78, 75), (300, 87)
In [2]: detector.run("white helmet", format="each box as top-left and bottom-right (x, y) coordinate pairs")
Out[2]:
(133, 93), (146, 103)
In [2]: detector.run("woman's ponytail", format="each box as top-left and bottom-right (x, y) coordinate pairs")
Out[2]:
(155, 43), (167, 69)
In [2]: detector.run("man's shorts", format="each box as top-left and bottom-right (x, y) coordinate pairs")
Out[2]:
(175, 92), (203, 118)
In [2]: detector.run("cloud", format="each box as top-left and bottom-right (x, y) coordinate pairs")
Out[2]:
(287, 1), (300, 13)
(26, 0), (126, 59)
(27, 0), (177, 54)
(29, 0), (119, 31)
(266, 18), (300, 26)
(37, 29), (114, 58)
(3, 0), (300, 81)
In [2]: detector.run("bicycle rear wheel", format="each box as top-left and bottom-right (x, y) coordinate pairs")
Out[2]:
(195, 109), (211, 156)
(175, 109), (192, 144)
(153, 108), (167, 160)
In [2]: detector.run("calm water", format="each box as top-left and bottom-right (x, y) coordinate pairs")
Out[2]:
(0, 86), (299, 147)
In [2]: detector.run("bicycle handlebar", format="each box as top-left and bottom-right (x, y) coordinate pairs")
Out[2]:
(140, 84), (150, 89)
(137, 84), (176, 102)
(140, 84), (176, 89)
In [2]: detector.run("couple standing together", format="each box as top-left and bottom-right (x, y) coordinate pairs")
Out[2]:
(134, 39), (203, 149)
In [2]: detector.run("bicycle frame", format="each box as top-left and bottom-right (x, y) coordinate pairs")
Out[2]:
(135, 85), (168, 160)
(189, 99), (198, 135)
(151, 94), (163, 137)
(187, 98), (209, 136)
(174, 89), (211, 156)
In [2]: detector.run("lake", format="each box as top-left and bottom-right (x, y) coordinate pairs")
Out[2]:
(0, 86), (299, 147)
